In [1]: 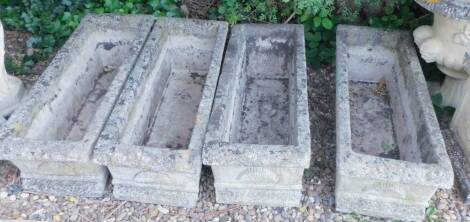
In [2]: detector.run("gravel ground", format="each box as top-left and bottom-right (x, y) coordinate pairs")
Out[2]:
(0, 32), (469, 221)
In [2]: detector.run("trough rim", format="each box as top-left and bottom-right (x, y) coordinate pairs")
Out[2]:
(335, 24), (454, 188)
(202, 24), (311, 168)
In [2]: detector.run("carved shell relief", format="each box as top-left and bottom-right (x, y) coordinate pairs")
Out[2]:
(133, 170), (172, 184)
(236, 168), (280, 184)
(361, 181), (405, 198)
(37, 162), (79, 176)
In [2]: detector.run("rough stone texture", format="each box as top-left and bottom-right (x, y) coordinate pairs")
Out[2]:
(414, 0), (470, 19)
(442, 120), (470, 204)
(0, 14), (154, 197)
(336, 25), (454, 221)
(92, 18), (228, 207)
(203, 24), (310, 207)
(349, 82), (400, 159)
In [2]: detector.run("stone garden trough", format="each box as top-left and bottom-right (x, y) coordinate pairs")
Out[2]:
(335, 25), (454, 221)
(203, 24), (311, 207)
(0, 14), (154, 197)
(92, 18), (228, 207)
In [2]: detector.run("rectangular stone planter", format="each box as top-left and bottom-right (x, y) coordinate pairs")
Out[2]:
(92, 18), (228, 207)
(0, 14), (154, 197)
(335, 25), (454, 221)
(202, 24), (311, 207)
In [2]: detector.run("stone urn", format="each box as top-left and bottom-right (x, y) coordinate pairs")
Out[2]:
(0, 20), (24, 118)
(413, 0), (470, 159)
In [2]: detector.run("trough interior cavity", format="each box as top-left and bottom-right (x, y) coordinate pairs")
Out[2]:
(346, 43), (429, 162)
(347, 45), (401, 159)
(25, 32), (135, 141)
(230, 32), (297, 146)
(129, 34), (217, 150)
(349, 81), (399, 159)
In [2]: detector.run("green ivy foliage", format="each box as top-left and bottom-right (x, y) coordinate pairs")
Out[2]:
(290, 0), (336, 67)
(0, 0), (181, 72)
(209, 0), (284, 24)
(365, 0), (431, 29)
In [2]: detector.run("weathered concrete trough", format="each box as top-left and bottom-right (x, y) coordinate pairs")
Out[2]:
(0, 14), (154, 197)
(92, 18), (228, 207)
(203, 24), (310, 207)
(335, 25), (454, 221)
